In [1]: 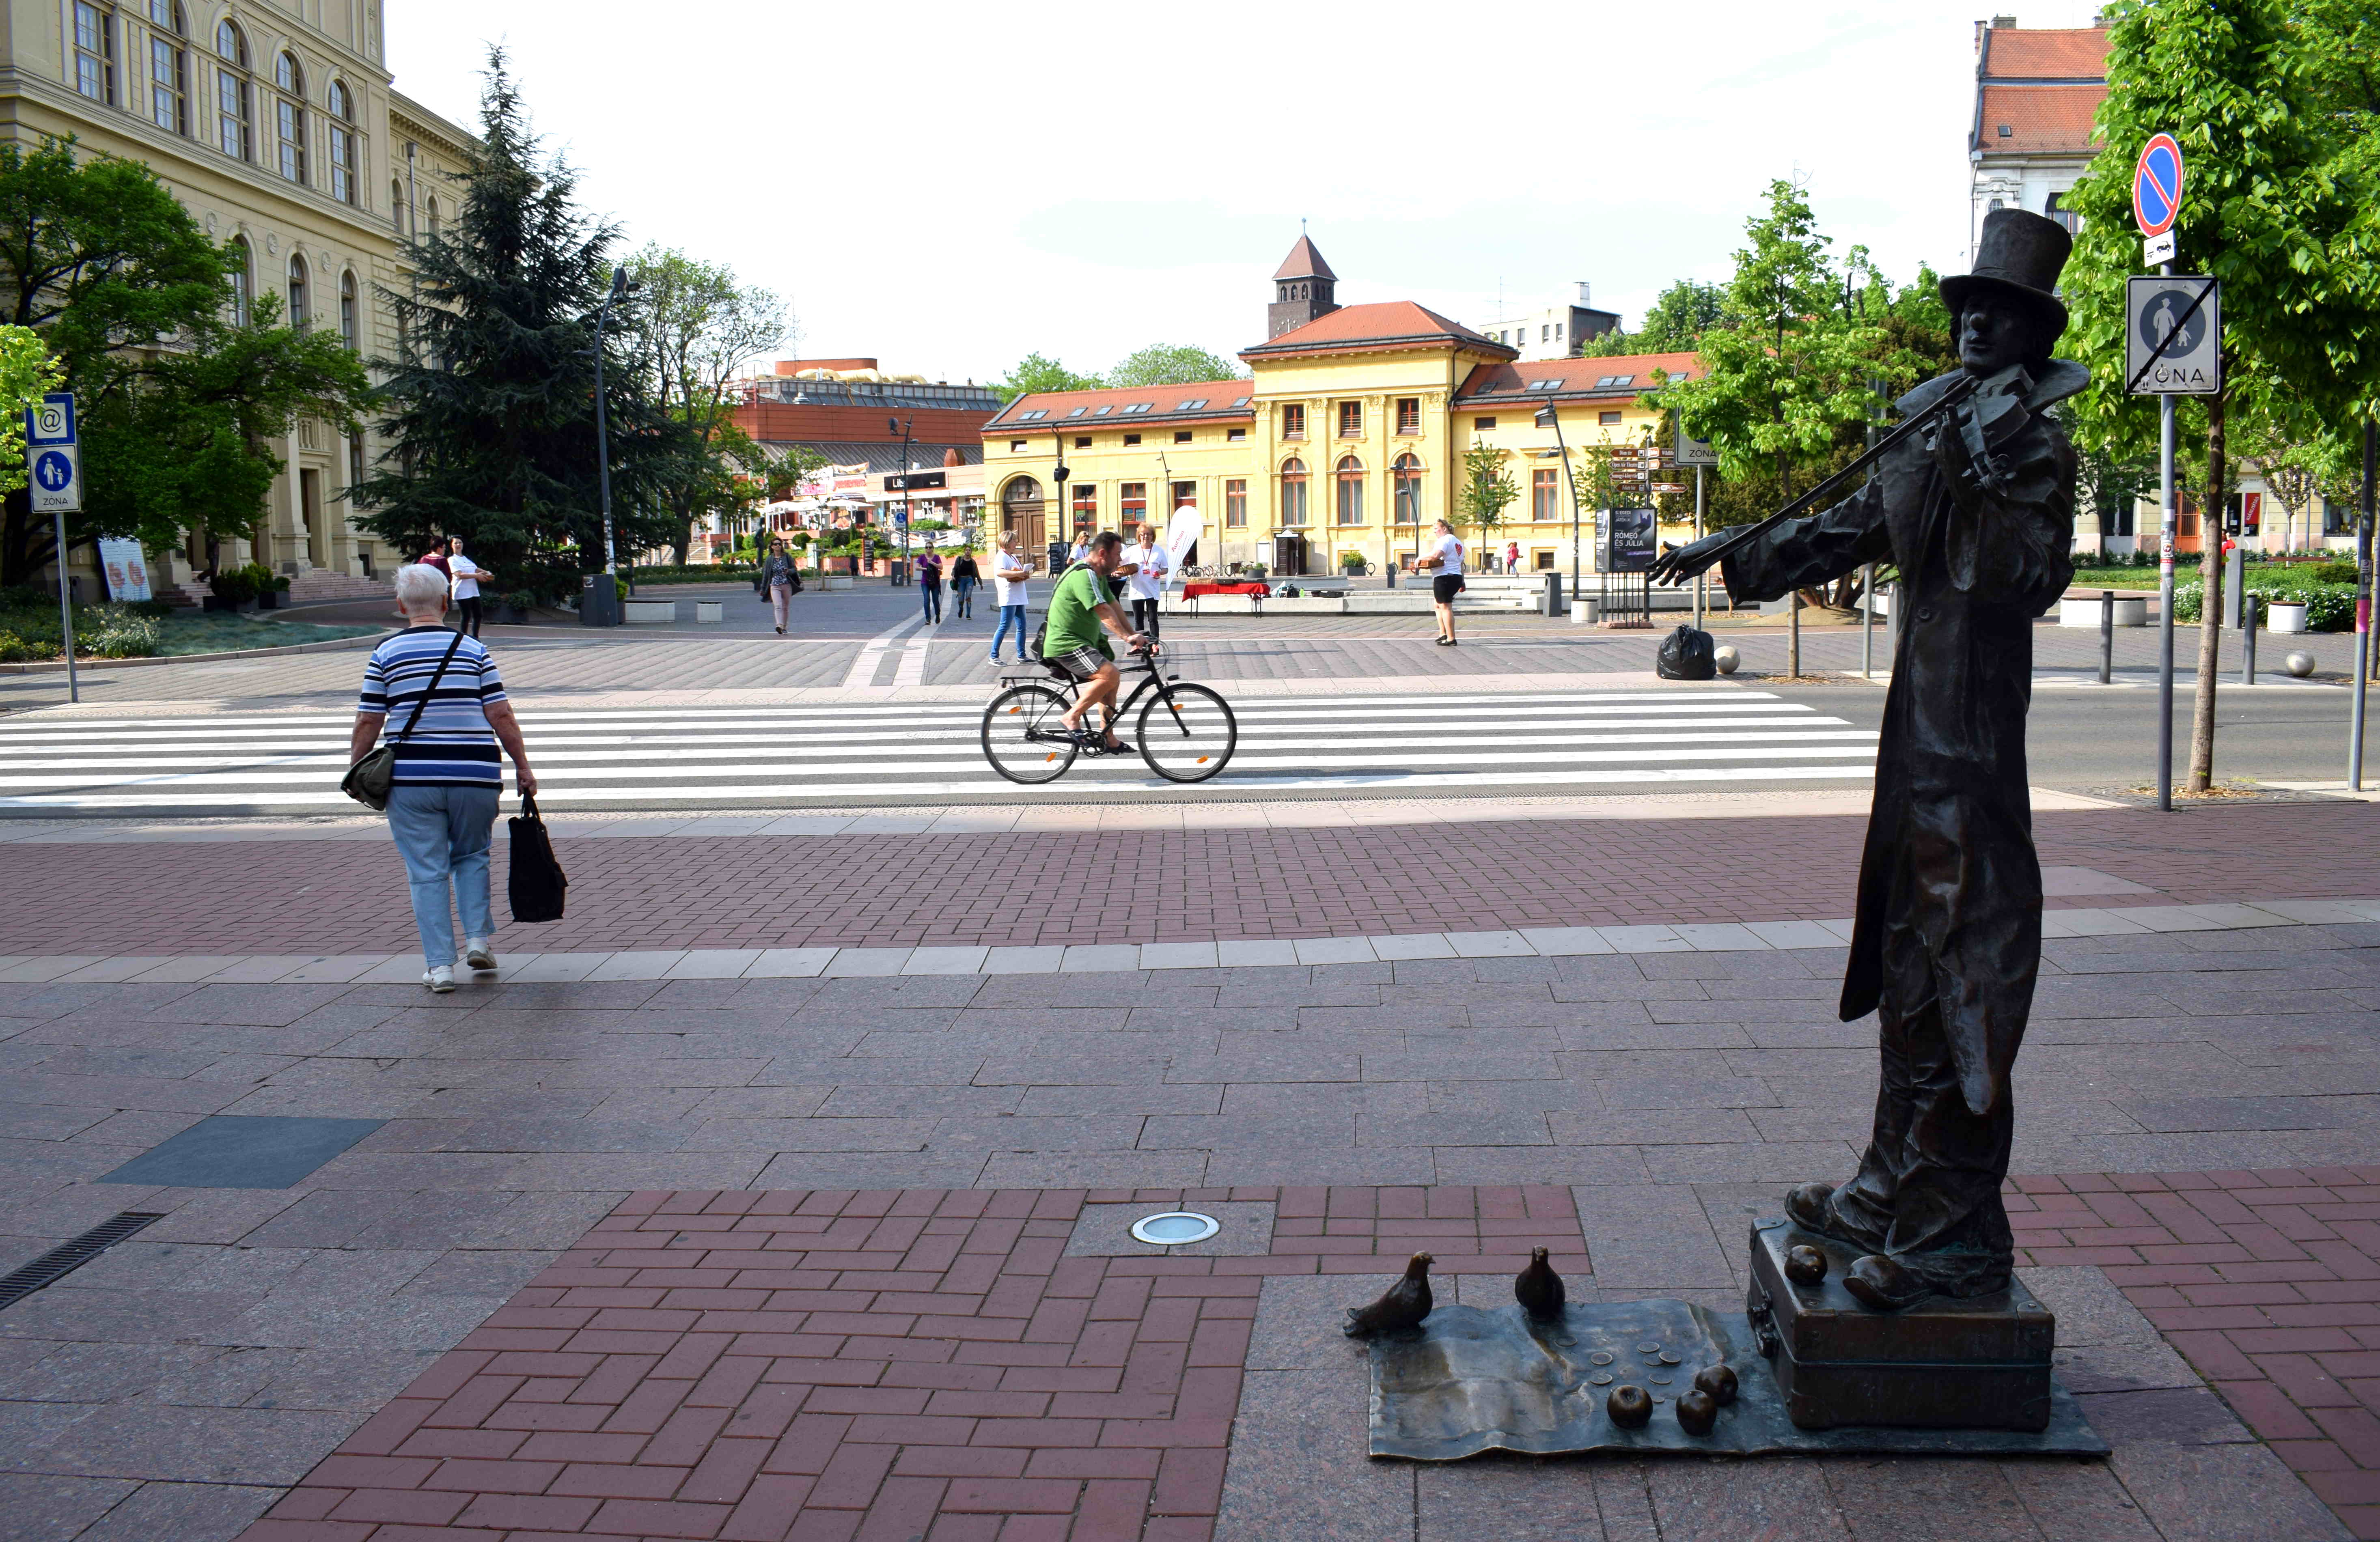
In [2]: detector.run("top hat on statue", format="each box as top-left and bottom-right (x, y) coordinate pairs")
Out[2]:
(1940, 208), (2073, 338)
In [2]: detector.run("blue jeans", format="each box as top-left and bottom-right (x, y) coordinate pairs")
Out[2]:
(921, 581), (942, 623)
(992, 604), (1028, 658)
(952, 578), (976, 618)
(386, 784), (498, 969)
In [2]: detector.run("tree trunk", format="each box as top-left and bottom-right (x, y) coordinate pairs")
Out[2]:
(2187, 388), (2227, 792)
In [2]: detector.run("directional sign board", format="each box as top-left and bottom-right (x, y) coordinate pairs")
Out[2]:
(2133, 133), (2183, 238)
(2126, 276), (2220, 395)
(24, 391), (79, 513)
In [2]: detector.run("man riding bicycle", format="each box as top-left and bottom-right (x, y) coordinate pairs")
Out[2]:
(1045, 530), (1153, 753)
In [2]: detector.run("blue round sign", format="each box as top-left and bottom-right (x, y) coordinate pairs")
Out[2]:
(2133, 134), (2184, 237)
(32, 450), (73, 492)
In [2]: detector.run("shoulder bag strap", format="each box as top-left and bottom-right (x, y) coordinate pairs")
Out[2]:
(393, 627), (469, 745)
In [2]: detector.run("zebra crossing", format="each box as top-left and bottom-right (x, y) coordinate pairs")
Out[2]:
(0, 689), (1878, 813)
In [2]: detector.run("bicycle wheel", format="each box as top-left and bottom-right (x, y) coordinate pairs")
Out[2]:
(1137, 683), (1236, 783)
(983, 685), (1078, 785)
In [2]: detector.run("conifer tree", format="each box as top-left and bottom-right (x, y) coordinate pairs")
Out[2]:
(357, 49), (686, 599)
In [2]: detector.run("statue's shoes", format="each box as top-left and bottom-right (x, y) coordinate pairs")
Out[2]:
(1843, 1253), (1933, 1313)
(1783, 1182), (1836, 1232)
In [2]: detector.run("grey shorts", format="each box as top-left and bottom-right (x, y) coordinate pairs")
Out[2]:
(1048, 646), (1112, 682)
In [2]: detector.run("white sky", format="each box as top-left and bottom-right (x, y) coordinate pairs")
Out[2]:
(386, 0), (2108, 386)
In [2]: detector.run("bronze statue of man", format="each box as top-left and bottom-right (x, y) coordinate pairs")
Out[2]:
(1649, 209), (2085, 1312)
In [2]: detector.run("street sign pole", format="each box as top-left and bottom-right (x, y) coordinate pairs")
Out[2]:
(2156, 265), (2176, 811)
(2352, 419), (2375, 790)
(2133, 132), (2186, 810)
(1693, 465), (1705, 631)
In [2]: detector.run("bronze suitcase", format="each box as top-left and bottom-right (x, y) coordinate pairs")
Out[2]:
(1746, 1219), (2054, 1432)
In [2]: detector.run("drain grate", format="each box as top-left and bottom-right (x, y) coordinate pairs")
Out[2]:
(0, 1212), (166, 1310)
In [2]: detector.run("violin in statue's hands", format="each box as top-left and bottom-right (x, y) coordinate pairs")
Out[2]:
(1646, 531), (1733, 588)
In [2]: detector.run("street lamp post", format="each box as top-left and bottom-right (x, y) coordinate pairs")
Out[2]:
(1536, 405), (1585, 612)
(580, 265), (632, 627)
(891, 415), (914, 584)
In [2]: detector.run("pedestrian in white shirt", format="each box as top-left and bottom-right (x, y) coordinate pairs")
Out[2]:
(446, 536), (493, 638)
(1410, 518), (1466, 646)
(1123, 523), (1170, 640)
(990, 530), (1033, 664)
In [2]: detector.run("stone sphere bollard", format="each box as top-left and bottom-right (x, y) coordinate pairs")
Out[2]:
(2284, 651), (2316, 678)
(1714, 645), (1740, 676)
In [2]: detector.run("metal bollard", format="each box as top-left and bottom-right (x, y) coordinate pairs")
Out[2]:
(2100, 590), (2114, 685)
(2242, 595), (2259, 685)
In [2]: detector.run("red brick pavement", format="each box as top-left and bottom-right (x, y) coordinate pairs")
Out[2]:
(2010, 1167), (2380, 1541)
(239, 1184), (1587, 1542)
(8, 802), (2377, 955)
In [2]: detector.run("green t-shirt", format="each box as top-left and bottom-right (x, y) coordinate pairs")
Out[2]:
(1044, 566), (1115, 658)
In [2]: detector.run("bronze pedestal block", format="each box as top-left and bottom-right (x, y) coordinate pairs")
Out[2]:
(1747, 1217), (2055, 1432)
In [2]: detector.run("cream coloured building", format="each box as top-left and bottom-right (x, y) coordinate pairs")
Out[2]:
(0, 0), (474, 597)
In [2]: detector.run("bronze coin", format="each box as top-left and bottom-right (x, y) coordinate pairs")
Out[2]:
(1647, 1372), (1672, 1385)
(1658, 1351), (1681, 1365)
(1590, 1351), (1615, 1366)
(1589, 1372), (1613, 1385)
(1638, 1342), (1661, 1354)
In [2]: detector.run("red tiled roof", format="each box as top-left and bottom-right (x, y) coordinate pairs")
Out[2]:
(1976, 83), (2105, 155)
(983, 378), (1252, 435)
(1272, 237), (1337, 282)
(1242, 300), (1513, 360)
(1981, 28), (2109, 80)
(1452, 352), (1700, 406)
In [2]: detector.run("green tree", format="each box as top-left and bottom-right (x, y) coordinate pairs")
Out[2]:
(0, 138), (370, 586)
(1103, 343), (1244, 388)
(356, 50), (689, 600)
(1458, 439), (1518, 538)
(2059, 0), (2380, 790)
(1581, 279), (1725, 357)
(621, 244), (787, 564)
(994, 352), (1099, 403)
(0, 327), (60, 496)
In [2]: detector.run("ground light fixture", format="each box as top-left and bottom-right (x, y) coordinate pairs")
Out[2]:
(1130, 1211), (1220, 1246)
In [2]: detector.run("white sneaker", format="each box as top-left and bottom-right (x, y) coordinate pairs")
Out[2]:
(463, 939), (496, 971)
(423, 965), (455, 993)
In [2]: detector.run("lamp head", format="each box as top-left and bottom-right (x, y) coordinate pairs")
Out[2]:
(1533, 406), (1556, 430)
(609, 267), (629, 298)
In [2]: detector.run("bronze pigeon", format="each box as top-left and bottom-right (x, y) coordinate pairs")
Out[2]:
(1514, 1246), (1567, 1320)
(1343, 1253), (1433, 1337)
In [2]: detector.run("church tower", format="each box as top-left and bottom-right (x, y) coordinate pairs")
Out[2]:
(1268, 235), (1339, 338)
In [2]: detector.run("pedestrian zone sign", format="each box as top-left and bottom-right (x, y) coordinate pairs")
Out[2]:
(25, 390), (79, 513)
(2125, 276), (2220, 396)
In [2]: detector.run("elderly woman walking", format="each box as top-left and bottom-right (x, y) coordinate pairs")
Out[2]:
(349, 564), (539, 993)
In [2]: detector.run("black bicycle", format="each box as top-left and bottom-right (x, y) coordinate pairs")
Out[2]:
(981, 645), (1237, 786)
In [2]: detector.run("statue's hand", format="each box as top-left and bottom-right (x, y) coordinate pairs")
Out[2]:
(1647, 532), (1732, 587)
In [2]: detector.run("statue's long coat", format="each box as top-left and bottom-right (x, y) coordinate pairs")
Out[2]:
(1720, 361), (2083, 1118)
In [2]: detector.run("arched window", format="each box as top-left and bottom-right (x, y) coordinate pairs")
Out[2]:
(212, 21), (250, 160)
(424, 196), (440, 237)
(325, 80), (356, 203)
(1334, 455), (1365, 525)
(338, 271), (358, 350)
(390, 178), (407, 233)
(1393, 454), (1424, 525)
(146, 1), (186, 133)
(272, 53), (306, 183)
(227, 234), (251, 326)
(1278, 457), (1308, 528)
(71, 2), (116, 105)
(286, 253), (308, 328)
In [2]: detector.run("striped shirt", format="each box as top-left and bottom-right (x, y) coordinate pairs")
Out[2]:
(358, 627), (508, 787)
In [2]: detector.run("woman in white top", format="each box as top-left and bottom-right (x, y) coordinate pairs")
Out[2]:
(1411, 518), (1466, 646)
(1123, 523), (1169, 640)
(990, 530), (1033, 664)
(446, 536), (493, 638)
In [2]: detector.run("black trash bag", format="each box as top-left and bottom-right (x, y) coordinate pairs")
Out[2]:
(1657, 623), (1717, 681)
(507, 793), (569, 924)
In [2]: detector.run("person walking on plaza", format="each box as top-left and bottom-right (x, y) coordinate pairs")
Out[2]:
(950, 549), (979, 620)
(1124, 522), (1168, 640)
(446, 536), (491, 638)
(761, 540), (800, 634)
(917, 547), (944, 624)
(1412, 517), (1466, 646)
(1047, 531), (1153, 753)
(1069, 534), (1090, 567)
(1506, 539), (1522, 578)
(990, 530), (1031, 663)
(349, 563), (538, 994)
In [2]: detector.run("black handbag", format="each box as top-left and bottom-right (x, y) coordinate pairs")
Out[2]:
(506, 792), (568, 923)
(341, 627), (467, 811)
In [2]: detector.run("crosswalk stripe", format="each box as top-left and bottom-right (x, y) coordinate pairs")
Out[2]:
(0, 688), (1877, 810)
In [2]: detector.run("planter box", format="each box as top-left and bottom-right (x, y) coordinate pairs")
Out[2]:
(694, 601), (725, 623)
(622, 599), (680, 624)
(257, 588), (289, 610)
(2058, 596), (2149, 628)
(823, 575), (854, 591)
(2266, 601), (2310, 634)
(203, 595), (258, 614)
(488, 602), (530, 625)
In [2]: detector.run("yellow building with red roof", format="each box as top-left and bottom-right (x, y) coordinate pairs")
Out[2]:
(979, 237), (1697, 577)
